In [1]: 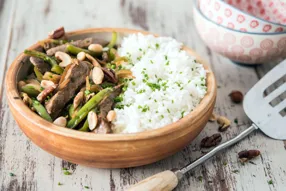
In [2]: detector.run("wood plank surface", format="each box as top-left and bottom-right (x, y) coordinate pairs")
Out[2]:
(0, 0), (285, 190)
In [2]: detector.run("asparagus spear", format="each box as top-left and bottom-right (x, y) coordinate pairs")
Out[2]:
(32, 100), (53, 122)
(78, 119), (90, 132)
(24, 50), (64, 74)
(66, 44), (99, 57)
(67, 88), (112, 129)
(34, 66), (43, 81)
(21, 84), (41, 97)
(107, 32), (117, 49)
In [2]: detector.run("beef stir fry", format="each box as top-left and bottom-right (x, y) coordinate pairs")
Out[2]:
(19, 27), (130, 133)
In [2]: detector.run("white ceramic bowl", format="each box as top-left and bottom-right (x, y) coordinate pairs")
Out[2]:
(199, 0), (286, 33)
(194, 4), (286, 64)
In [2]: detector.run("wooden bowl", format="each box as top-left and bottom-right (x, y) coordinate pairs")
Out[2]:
(5, 28), (216, 168)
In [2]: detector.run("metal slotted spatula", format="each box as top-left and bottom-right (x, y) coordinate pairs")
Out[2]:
(127, 60), (286, 191)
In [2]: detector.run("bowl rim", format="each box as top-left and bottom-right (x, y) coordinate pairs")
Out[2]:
(217, 0), (286, 27)
(196, 0), (286, 35)
(5, 28), (216, 141)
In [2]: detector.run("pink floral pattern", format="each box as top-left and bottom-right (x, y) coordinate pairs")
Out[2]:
(260, 39), (274, 50)
(223, 33), (236, 44)
(250, 48), (263, 56)
(277, 37), (286, 49)
(224, 0), (286, 25)
(199, 0), (286, 32)
(241, 36), (254, 48)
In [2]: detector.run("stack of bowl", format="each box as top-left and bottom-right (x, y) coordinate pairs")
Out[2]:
(194, 0), (286, 64)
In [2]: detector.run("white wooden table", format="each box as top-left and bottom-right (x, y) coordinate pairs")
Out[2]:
(0, 0), (286, 190)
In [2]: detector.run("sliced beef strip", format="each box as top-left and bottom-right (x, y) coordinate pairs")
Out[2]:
(98, 85), (122, 118)
(93, 85), (122, 134)
(30, 57), (51, 74)
(46, 38), (93, 56)
(96, 117), (112, 134)
(45, 61), (90, 118)
(101, 67), (118, 83)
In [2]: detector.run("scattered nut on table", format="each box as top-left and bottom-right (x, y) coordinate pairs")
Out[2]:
(238, 150), (260, 163)
(229, 90), (243, 103)
(208, 113), (216, 122)
(200, 133), (222, 148)
(217, 116), (231, 132)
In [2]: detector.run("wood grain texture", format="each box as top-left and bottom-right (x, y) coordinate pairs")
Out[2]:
(0, 0), (285, 190)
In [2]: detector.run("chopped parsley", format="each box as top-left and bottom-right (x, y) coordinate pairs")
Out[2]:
(115, 104), (124, 109)
(138, 105), (150, 112)
(167, 109), (170, 113)
(114, 95), (123, 103)
(232, 170), (239, 174)
(175, 81), (182, 87)
(40, 87), (44, 91)
(58, 182), (63, 186)
(139, 48), (142, 51)
(268, 180), (273, 185)
(111, 64), (116, 69)
(84, 90), (91, 95)
(146, 82), (160, 91)
(164, 55), (168, 60)
(131, 81), (136, 86)
(155, 43), (159, 49)
(63, 170), (72, 175)
(161, 115), (164, 118)
(137, 89), (146, 94)
(234, 118), (238, 124)
(198, 176), (203, 182)
(150, 60), (153, 64)
(122, 85), (128, 91)
(181, 111), (185, 118)
(84, 186), (90, 189)
(165, 61), (170, 66)
(9, 173), (15, 177)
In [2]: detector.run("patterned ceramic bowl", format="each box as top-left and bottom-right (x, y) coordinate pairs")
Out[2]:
(199, 0), (286, 33)
(226, 0), (286, 25)
(194, 4), (286, 64)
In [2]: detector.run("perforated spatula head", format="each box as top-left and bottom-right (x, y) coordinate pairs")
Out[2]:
(243, 60), (286, 140)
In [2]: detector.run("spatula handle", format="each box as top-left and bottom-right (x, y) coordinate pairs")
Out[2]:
(126, 170), (178, 191)
(127, 124), (258, 191)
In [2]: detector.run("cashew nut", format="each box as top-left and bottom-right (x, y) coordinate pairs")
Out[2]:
(217, 116), (231, 131)
(88, 44), (103, 53)
(208, 113), (216, 122)
(88, 111), (98, 131)
(107, 110), (116, 122)
(77, 52), (86, 61)
(86, 53), (100, 67)
(41, 80), (55, 89)
(55, 51), (72, 67)
(92, 67), (104, 85)
(73, 91), (84, 109)
(53, 116), (67, 127)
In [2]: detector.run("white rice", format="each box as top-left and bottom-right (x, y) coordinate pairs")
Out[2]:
(112, 33), (207, 133)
